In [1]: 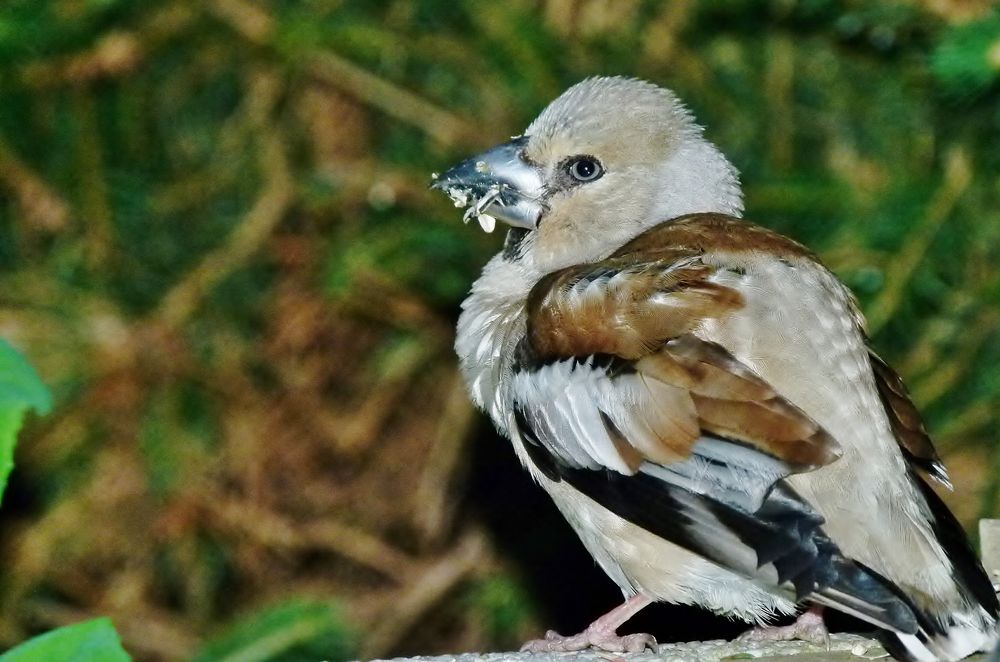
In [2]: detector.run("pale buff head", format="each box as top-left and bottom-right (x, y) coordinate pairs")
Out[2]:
(434, 76), (744, 273)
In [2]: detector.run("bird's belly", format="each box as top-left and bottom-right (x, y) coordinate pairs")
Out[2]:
(541, 474), (796, 624)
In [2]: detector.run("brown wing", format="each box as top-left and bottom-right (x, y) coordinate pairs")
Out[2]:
(515, 250), (841, 475)
(868, 349), (951, 487)
(645, 335), (840, 468)
(523, 253), (742, 362)
(523, 212), (817, 364)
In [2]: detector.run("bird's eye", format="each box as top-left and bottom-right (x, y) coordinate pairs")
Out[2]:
(566, 157), (603, 183)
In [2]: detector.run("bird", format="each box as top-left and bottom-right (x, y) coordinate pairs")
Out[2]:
(431, 76), (998, 662)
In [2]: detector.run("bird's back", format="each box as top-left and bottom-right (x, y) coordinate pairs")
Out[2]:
(661, 214), (998, 659)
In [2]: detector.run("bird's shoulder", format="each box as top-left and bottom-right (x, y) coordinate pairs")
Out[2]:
(613, 212), (818, 263)
(514, 212), (845, 472)
(517, 211), (951, 487)
(521, 213), (825, 366)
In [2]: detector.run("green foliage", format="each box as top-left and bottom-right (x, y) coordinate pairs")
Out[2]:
(0, 339), (52, 506)
(1, 0), (999, 658)
(192, 600), (355, 662)
(0, 1), (139, 64)
(468, 575), (536, 647)
(326, 217), (486, 306)
(932, 13), (1000, 99)
(0, 348), (133, 661)
(138, 384), (217, 498)
(0, 618), (130, 662)
(0, 340), (51, 415)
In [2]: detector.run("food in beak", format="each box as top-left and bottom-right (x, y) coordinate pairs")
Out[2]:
(430, 136), (544, 232)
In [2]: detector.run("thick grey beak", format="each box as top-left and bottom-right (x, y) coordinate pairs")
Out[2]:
(431, 136), (544, 232)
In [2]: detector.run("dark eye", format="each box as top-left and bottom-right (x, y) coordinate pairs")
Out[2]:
(566, 157), (603, 183)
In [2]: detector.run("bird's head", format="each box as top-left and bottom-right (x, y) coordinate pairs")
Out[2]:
(432, 76), (743, 272)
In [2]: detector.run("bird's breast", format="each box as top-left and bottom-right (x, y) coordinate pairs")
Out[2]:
(454, 257), (533, 428)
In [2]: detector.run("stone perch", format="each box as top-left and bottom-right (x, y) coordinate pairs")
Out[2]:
(377, 634), (888, 662)
(370, 521), (1000, 662)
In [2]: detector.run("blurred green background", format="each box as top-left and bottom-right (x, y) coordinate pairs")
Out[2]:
(1, 0), (1000, 660)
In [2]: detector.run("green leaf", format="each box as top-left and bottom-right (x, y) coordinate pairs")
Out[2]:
(192, 599), (354, 662)
(0, 618), (131, 662)
(0, 339), (52, 506)
(0, 339), (51, 415)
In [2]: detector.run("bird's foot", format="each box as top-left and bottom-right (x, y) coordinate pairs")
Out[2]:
(738, 607), (828, 647)
(520, 594), (656, 654)
(520, 627), (657, 653)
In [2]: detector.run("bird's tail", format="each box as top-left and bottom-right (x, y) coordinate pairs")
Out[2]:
(807, 553), (997, 662)
(725, 478), (998, 661)
(885, 472), (1000, 662)
(878, 606), (997, 662)
(818, 471), (999, 662)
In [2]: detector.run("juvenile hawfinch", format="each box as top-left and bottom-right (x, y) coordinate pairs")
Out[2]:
(431, 76), (998, 662)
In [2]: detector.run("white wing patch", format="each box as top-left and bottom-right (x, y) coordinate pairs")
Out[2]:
(511, 357), (796, 514)
(511, 359), (628, 472)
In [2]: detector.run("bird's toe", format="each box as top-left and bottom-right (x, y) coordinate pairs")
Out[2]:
(617, 632), (658, 653)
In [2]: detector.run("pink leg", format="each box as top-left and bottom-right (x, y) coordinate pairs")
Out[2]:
(738, 606), (828, 646)
(521, 593), (657, 653)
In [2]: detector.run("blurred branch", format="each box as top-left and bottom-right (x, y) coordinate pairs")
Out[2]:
(207, 0), (272, 43)
(151, 70), (293, 331)
(208, 497), (417, 582)
(23, 32), (141, 86)
(151, 71), (277, 217)
(307, 52), (477, 147)
(20, 4), (195, 87)
(207, 0), (476, 147)
(920, 0), (998, 23)
(912, 308), (999, 407)
(899, 288), (978, 377)
(333, 330), (440, 455)
(938, 398), (999, 449)
(0, 138), (69, 233)
(412, 370), (477, 549)
(73, 89), (114, 268)
(641, 0), (694, 66)
(765, 35), (795, 171)
(896, 258), (998, 403)
(359, 528), (489, 660)
(866, 147), (972, 334)
(342, 270), (454, 341)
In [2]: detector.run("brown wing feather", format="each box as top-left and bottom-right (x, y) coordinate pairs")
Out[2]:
(614, 212), (816, 262)
(868, 349), (950, 486)
(524, 255), (742, 362)
(521, 244), (842, 472)
(641, 336), (841, 469)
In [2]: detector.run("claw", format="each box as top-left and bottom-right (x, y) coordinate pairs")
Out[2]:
(738, 606), (828, 647)
(520, 627), (657, 653)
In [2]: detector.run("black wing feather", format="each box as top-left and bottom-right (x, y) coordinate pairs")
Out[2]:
(910, 469), (999, 618)
(515, 410), (920, 635)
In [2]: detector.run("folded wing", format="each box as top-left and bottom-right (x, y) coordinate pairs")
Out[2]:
(512, 249), (919, 636)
